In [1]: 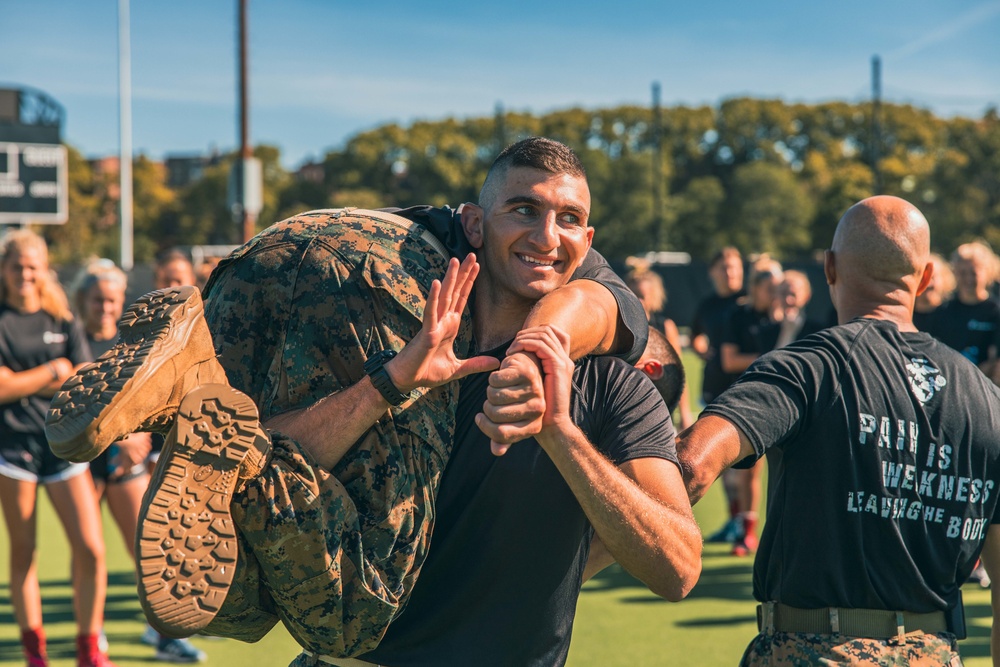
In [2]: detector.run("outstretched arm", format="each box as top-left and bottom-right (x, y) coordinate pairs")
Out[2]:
(676, 414), (756, 504)
(266, 254), (498, 469)
(484, 325), (702, 600)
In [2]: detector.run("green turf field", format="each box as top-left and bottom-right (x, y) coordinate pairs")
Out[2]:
(0, 351), (994, 665)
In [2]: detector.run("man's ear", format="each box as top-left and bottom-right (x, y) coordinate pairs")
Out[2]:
(824, 250), (836, 286)
(915, 260), (934, 296)
(641, 359), (664, 381)
(461, 204), (485, 249)
(585, 226), (594, 250)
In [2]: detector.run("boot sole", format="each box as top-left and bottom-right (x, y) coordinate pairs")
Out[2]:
(46, 286), (218, 462)
(137, 384), (263, 637)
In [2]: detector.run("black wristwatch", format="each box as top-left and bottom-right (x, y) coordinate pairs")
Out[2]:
(364, 349), (411, 407)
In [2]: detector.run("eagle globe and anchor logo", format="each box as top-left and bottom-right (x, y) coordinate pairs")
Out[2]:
(906, 357), (947, 404)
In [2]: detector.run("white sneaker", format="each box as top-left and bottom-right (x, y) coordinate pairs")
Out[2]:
(155, 637), (207, 663)
(141, 624), (159, 646)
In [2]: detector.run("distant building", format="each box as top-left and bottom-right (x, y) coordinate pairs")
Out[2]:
(295, 160), (325, 184)
(165, 152), (221, 188)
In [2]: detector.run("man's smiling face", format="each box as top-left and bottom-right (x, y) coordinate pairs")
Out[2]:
(465, 166), (593, 308)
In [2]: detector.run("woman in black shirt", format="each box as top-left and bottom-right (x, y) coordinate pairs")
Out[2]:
(0, 231), (114, 667)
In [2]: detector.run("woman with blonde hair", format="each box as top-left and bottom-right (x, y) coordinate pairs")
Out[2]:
(0, 231), (116, 667)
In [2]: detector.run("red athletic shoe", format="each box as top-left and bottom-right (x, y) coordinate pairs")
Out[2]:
(77, 652), (117, 667)
(26, 657), (48, 667)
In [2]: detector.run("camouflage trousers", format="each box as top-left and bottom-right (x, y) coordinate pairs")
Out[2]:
(195, 209), (470, 657)
(740, 631), (963, 666)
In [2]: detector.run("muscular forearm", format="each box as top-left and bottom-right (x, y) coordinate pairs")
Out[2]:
(264, 375), (393, 470)
(523, 280), (624, 360)
(537, 424), (701, 601)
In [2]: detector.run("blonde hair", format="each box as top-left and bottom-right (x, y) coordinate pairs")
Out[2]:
(0, 230), (73, 322)
(625, 265), (667, 314)
(70, 258), (128, 319)
(953, 241), (1000, 282)
(781, 269), (812, 302)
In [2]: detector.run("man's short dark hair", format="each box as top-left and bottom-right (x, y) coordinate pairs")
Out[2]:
(639, 326), (685, 413)
(479, 137), (586, 213)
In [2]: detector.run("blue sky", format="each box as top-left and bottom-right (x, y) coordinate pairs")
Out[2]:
(3, 0), (998, 168)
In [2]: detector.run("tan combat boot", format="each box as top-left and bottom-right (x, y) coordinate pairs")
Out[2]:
(45, 286), (228, 462)
(137, 383), (271, 638)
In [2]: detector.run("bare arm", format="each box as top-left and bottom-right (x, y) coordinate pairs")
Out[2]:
(676, 414), (757, 504)
(0, 357), (74, 403)
(488, 326), (702, 600)
(521, 279), (627, 360)
(265, 254), (499, 470)
(980, 524), (1000, 666)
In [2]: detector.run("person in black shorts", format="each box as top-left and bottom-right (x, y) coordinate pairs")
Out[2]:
(0, 231), (115, 667)
(678, 195), (1000, 665)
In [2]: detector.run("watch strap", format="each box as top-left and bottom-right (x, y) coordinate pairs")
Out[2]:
(364, 350), (410, 406)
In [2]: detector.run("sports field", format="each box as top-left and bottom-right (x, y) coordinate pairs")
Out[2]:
(0, 352), (993, 665)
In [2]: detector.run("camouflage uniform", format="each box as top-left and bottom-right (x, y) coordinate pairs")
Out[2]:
(740, 631), (963, 666)
(197, 209), (471, 657)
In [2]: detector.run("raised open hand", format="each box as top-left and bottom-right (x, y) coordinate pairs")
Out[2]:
(387, 254), (500, 393)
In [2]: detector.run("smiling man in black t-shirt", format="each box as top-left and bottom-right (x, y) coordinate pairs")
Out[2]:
(678, 196), (1000, 666)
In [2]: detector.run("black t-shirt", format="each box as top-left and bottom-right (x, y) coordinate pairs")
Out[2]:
(721, 304), (778, 357)
(704, 318), (1000, 613)
(931, 298), (1000, 366)
(389, 205), (648, 365)
(913, 307), (943, 339)
(691, 292), (743, 402)
(365, 347), (677, 666)
(0, 306), (91, 436)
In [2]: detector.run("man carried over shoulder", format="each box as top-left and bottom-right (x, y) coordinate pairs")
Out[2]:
(47, 138), (700, 666)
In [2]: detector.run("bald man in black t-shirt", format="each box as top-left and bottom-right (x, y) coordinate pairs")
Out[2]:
(678, 196), (1000, 666)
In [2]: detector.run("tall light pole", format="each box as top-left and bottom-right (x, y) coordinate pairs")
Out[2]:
(652, 81), (665, 249)
(228, 0), (261, 243)
(871, 55), (882, 195)
(118, 0), (133, 270)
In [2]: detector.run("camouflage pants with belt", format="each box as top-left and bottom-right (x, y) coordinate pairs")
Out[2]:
(195, 209), (470, 657)
(740, 631), (963, 666)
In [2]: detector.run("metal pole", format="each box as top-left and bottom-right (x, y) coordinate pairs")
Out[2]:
(239, 0), (255, 243)
(871, 55), (882, 195)
(494, 101), (506, 153)
(118, 0), (134, 270)
(652, 81), (664, 249)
